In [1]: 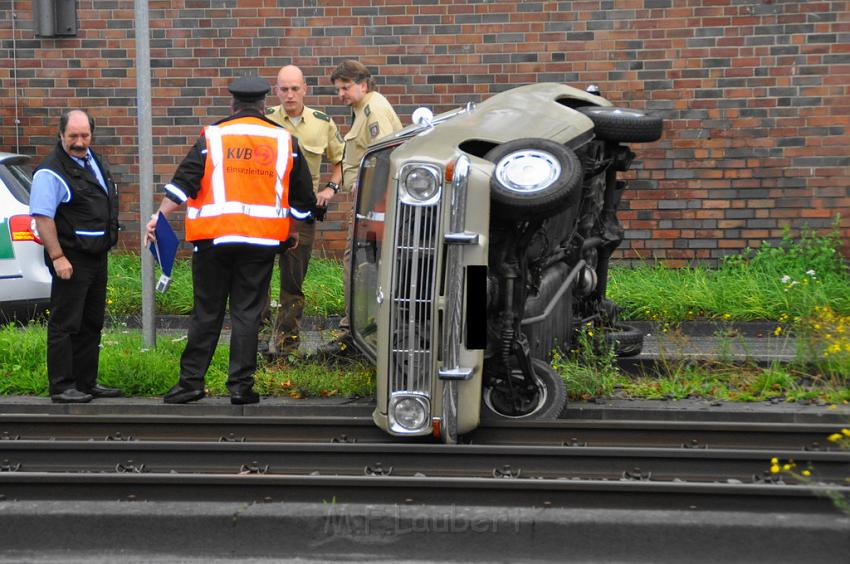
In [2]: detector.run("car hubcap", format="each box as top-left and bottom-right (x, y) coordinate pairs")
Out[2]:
(495, 150), (561, 193)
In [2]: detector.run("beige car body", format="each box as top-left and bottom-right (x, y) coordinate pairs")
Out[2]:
(350, 83), (616, 440)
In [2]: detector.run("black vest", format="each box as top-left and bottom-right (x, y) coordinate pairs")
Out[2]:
(35, 142), (119, 255)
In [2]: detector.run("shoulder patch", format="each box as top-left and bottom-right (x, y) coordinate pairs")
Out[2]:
(364, 105), (371, 117)
(266, 106), (276, 115)
(369, 122), (380, 139)
(312, 110), (330, 122)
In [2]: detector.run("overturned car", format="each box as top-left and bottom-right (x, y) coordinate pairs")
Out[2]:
(348, 83), (663, 442)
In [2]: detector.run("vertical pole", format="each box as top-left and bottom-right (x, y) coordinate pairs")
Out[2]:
(135, 0), (156, 347)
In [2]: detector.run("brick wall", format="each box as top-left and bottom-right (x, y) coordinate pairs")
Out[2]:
(1, 0), (848, 264)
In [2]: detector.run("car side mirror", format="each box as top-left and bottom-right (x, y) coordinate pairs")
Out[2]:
(412, 107), (434, 127)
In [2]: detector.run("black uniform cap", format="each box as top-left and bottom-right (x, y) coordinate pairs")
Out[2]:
(228, 76), (270, 102)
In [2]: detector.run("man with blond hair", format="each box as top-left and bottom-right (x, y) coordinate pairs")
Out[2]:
(314, 59), (402, 358)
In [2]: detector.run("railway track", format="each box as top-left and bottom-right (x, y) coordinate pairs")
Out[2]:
(0, 439), (847, 482)
(0, 413), (843, 450)
(0, 413), (847, 514)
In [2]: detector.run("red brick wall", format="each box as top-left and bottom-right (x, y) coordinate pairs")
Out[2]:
(1, 0), (848, 264)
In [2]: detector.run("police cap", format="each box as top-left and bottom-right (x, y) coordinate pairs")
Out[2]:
(228, 76), (270, 102)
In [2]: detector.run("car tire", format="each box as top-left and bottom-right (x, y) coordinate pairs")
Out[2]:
(481, 357), (567, 420)
(577, 106), (664, 143)
(485, 138), (583, 221)
(603, 323), (644, 357)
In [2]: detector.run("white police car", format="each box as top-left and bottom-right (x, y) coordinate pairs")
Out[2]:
(0, 152), (51, 322)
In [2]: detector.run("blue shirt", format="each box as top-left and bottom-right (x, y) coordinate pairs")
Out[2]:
(30, 150), (107, 218)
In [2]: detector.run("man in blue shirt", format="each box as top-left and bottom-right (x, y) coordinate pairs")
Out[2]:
(29, 109), (122, 403)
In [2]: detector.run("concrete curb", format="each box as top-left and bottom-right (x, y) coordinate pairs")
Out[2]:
(0, 501), (846, 563)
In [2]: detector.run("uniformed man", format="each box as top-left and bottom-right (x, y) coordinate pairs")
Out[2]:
(145, 76), (316, 404)
(264, 65), (343, 356)
(29, 109), (123, 403)
(315, 60), (403, 358)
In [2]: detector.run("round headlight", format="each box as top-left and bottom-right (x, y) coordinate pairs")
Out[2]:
(401, 165), (440, 203)
(495, 150), (561, 193)
(392, 396), (429, 431)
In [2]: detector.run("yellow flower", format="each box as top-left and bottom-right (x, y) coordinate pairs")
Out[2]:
(770, 464), (780, 474)
(842, 428), (850, 437)
(770, 457), (778, 464)
(773, 326), (782, 336)
(802, 470), (811, 477)
(828, 433), (843, 442)
(782, 463), (793, 471)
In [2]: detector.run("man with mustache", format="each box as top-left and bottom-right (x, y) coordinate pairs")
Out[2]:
(29, 109), (122, 403)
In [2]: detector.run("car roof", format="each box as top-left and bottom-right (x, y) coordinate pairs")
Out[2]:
(0, 152), (31, 165)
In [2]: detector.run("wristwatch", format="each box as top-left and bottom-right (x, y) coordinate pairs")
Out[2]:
(325, 181), (340, 194)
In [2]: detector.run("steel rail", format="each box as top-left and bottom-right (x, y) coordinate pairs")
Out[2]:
(0, 414), (842, 451)
(0, 440), (847, 483)
(0, 472), (845, 513)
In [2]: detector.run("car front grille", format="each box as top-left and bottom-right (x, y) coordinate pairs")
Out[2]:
(389, 200), (441, 395)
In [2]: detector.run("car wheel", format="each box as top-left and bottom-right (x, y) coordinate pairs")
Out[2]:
(485, 138), (583, 221)
(602, 323), (644, 357)
(481, 358), (567, 420)
(577, 106), (664, 143)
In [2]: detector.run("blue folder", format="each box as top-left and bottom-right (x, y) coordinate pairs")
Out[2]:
(148, 212), (179, 292)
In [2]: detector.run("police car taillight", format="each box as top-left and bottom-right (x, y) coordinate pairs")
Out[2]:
(9, 215), (42, 244)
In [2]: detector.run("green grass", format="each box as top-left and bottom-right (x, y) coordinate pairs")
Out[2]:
(609, 223), (850, 322)
(0, 323), (374, 398)
(3, 221), (848, 402)
(106, 254), (344, 318)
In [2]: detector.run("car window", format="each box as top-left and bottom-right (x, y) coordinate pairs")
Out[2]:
(0, 161), (33, 205)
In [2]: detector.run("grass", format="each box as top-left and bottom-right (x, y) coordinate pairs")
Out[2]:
(2, 221), (848, 402)
(106, 254), (344, 318)
(0, 322), (374, 399)
(609, 224), (850, 322)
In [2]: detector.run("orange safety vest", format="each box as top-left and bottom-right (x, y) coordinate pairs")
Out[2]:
(185, 116), (294, 245)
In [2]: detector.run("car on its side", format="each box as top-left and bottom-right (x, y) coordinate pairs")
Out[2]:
(0, 152), (51, 323)
(348, 83), (663, 442)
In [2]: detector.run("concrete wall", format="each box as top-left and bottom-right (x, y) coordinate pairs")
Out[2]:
(1, 0), (848, 264)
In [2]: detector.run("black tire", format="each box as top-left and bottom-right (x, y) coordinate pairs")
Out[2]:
(481, 358), (567, 420)
(603, 323), (644, 357)
(577, 106), (663, 143)
(485, 138), (583, 221)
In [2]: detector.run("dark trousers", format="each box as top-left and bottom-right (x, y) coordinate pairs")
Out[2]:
(179, 244), (276, 394)
(272, 219), (315, 350)
(46, 252), (108, 395)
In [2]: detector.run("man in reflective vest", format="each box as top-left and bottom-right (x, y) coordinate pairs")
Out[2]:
(145, 76), (316, 405)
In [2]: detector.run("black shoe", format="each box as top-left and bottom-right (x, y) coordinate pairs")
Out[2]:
(163, 384), (205, 404)
(312, 333), (359, 360)
(51, 389), (93, 404)
(230, 389), (260, 405)
(87, 384), (122, 398)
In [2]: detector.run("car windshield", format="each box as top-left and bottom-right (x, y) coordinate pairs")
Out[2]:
(0, 160), (33, 205)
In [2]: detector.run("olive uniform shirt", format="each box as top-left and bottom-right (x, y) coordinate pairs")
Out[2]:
(342, 91), (403, 191)
(266, 104), (344, 193)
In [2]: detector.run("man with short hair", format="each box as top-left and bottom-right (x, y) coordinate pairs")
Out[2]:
(265, 65), (344, 356)
(146, 76), (316, 404)
(314, 59), (402, 358)
(30, 109), (122, 403)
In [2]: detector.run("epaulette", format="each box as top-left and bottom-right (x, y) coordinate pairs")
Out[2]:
(364, 105), (371, 117)
(313, 110), (330, 122)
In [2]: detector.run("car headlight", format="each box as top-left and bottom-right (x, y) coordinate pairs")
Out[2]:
(495, 149), (562, 193)
(390, 394), (430, 433)
(400, 164), (441, 205)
